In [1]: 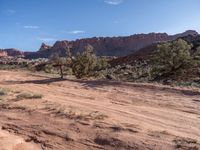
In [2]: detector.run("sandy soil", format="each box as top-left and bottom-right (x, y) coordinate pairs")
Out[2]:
(0, 70), (200, 150)
(0, 128), (40, 150)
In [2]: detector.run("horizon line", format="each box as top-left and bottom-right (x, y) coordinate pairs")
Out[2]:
(0, 29), (199, 52)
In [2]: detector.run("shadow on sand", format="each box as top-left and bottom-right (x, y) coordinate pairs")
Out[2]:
(4, 78), (67, 85)
(2, 77), (200, 96)
(3, 77), (124, 88)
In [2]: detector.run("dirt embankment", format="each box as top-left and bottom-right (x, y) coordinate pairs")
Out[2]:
(0, 70), (200, 150)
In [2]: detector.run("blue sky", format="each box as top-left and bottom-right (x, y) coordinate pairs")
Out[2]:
(0, 0), (200, 51)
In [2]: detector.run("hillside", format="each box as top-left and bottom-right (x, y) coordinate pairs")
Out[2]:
(110, 34), (200, 66)
(0, 30), (198, 59)
(0, 49), (24, 57)
(24, 30), (198, 59)
(93, 34), (200, 85)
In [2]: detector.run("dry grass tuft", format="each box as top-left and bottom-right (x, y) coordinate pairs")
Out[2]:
(16, 92), (43, 100)
(44, 103), (108, 121)
(0, 88), (7, 96)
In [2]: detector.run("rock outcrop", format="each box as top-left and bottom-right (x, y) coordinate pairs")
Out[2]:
(110, 34), (200, 66)
(0, 51), (8, 57)
(1, 30), (198, 59)
(0, 49), (24, 57)
(25, 30), (198, 59)
(39, 43), (52, 51)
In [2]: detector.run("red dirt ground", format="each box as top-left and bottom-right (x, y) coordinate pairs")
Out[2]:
(0, 70), (200, 150)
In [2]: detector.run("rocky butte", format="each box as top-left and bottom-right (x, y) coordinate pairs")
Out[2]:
(0, 30), (198, 59)
(0, 48), (24, 57)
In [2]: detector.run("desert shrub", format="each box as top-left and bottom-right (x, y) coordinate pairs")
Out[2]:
(72, 45), (97, 78)
(0, 88), (7, 96)
(95, 57), (109, 71)
(34, 63), (48, 71)
(194, 46), (200, 61)
(43, 64), (53, 73)
(26, 63), (35, 71)
(50, 53), (66, 78)
(175, 82), (200, 87)
(16, 93), (43, 100)
(150, 39), (192, 80)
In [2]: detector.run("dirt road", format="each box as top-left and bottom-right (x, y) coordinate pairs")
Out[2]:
(0, 70), (200, 150)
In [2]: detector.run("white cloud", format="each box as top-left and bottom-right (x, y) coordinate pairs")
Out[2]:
(68, 30), (85, 34)
(104, 0), (124, 5)
(37, 38), (56, 42)
(24, 25), (39, 29)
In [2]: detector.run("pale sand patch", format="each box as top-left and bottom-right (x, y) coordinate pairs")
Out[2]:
(0, 128), (41, 150)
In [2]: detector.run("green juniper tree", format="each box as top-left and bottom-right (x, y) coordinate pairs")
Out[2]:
(151, 39), (192, 80)
(71, 45), (97, 78)
(50, 53), (66, 79)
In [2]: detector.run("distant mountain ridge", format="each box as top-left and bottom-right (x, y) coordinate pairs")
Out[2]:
(25, 30), (199, 59)
(0, 30), (198, 59)
(110, 33), (200, 66)
(0, 48), (24, 57)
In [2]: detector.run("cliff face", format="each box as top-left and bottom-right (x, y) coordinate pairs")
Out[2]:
(1, 30), (198, 59)
(39, 43), (52, 51)
(110, 34), (200, 66)
(0, 51), (8, 57)
(0, 49), (24, 57)
(25, 33), (172, 59)
(25, 30), (198, 59)
(71, 33), (170, 56)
